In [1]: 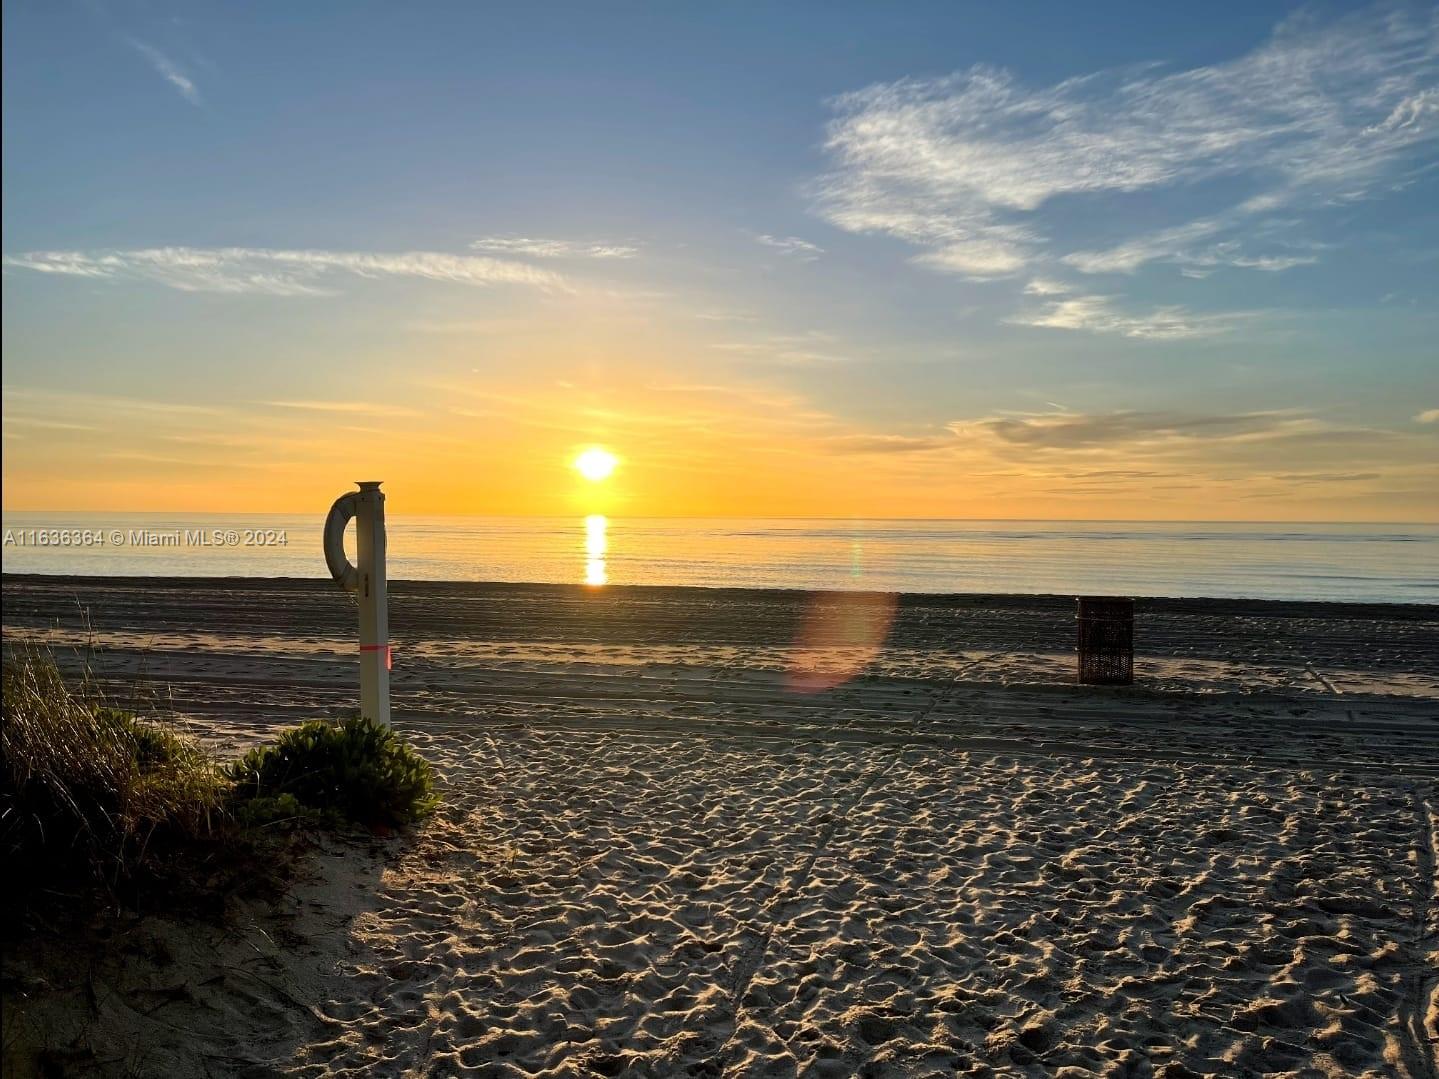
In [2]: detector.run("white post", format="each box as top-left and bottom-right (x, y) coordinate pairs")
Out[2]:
(324, 481), (391, 726)
(354, 482), (390, 726)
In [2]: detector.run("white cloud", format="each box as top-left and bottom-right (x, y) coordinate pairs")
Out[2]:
(1023, 277), (1071, 296)
(2, 247), (566, 295)
(814, 5), (1438, 280)
(1068, 227), (1324, 277)
(1365, 88), (1439, 135)
(1009, 294), (1252, 340)
(128, 40), (201, 105)
(1416, 408), (1439, 423)
(1063, 219), (1228, 274)
(755, 234), (825, 260)
(1225, 254), (1319, 272)
(914, 240), (1026, 277)
(469, 236), (639, 259)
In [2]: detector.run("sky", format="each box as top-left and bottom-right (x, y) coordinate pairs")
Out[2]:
(2, 1), (1437, 521)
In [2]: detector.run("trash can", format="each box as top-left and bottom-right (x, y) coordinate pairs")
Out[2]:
(1076, 597), (1134, 685)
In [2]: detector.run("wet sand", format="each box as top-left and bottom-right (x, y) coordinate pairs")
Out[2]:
(2, 575), (1436, 1077)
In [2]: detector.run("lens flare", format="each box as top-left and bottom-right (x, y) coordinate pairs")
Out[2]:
(786, 591), (898, 693)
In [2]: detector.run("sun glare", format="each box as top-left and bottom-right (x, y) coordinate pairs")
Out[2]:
(574, 447), (618, 482)
(584, 514), (608, 586)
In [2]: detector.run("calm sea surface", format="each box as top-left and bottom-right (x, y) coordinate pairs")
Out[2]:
(2, 514), (1435, 604)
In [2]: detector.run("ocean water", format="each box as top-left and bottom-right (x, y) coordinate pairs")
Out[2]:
(2, 513), (1435, 604)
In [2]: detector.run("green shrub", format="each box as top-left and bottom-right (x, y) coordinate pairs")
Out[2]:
(233, 791), (340, 830)
(227, 716), (436, 827)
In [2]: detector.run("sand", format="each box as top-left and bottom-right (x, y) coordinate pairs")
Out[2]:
(2, 576), (1436, 1077)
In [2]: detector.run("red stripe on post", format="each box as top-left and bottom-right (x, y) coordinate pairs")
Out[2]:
(359, 644), (393, 671)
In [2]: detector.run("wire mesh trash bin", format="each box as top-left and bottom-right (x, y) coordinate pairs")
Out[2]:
(1076, 597), (1134, 685)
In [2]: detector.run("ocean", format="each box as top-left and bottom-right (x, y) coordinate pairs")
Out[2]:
(3, 513), (1435, 604)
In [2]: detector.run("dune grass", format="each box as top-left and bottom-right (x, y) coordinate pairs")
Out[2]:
(1, 652), (229, 902)
(0, 649), (435, 915)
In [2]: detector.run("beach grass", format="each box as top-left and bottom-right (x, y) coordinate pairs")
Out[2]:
(1, 651), (229, 902)
(0, 650), (436, 916)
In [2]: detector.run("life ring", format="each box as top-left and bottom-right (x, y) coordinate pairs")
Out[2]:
(323, 491), (360, 592)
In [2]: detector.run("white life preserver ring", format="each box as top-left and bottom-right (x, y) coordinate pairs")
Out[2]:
(323, 491), (361, 592)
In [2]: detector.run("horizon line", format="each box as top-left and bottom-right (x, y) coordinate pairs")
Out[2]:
(2, 510), (1436, 527)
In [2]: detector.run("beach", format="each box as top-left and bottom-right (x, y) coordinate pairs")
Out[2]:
(3, 575), (1437, 1077)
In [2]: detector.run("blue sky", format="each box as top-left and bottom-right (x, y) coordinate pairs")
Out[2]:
(2, 1), (1436, 518)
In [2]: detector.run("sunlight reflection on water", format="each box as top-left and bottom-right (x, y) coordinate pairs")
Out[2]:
(584, 514), (607, 587)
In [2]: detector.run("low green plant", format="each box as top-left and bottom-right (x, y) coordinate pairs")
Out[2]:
(227, 716), (437, 827)
(233, 791), (340, 830)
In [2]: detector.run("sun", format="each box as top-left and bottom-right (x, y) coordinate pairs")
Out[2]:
(574, 447), (618, 482)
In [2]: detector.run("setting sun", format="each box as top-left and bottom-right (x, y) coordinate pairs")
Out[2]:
(574, 447), (618, 482)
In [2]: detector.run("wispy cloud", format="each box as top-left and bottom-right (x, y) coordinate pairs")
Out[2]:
(1023, 277), (1071, 296)
(944, 408), (1430, 510)
(128, 39), (201, 105)
(692, 309), (759, 323)
(1270, 471), (1383, 483)
(100, 450), (205, 466)
(912, 239), (1025, 277)
(469, 236), (639, 259)
(2, 247), (566, 295)
(1416, 408), (1439, 423)
(1062, 220), (1231, 275)
(712, 343), (851, 366)
(4, 416), (98, 432)
(404, 317), (527, 335)
(261, 400), (420, 417)
(709, 329), (852, 366)
(1009, 294), (1255, 339)
(814, 4), (1437, 281)
(3, 387), (223, 416)
(1065, 220), (1325, 277)
(950, 409), (1325, 450)
(820, 433), (951, 454)
(755, 234), (825, 260)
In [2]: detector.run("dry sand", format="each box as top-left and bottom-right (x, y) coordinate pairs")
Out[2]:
(2, 576), (1436, 1078)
